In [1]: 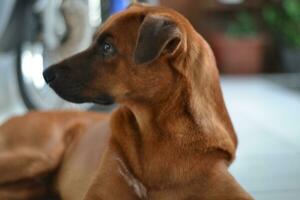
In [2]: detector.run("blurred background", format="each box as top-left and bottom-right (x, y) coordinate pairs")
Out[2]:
(0, 0), (299, 199)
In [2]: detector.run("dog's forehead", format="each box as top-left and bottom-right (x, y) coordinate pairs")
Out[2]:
(93, 7), (144, 38)
(93, 4), (175, 39)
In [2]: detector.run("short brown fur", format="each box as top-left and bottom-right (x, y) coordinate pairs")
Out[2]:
(0, 4), (253, 200)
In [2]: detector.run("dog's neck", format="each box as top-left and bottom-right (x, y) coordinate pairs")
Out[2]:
(111, 36), (236, 159)
(119, 76), (189, 136)
(109, 50), (238, 195)
(110, 76), (234, 189)
(109, 31), (237, 191)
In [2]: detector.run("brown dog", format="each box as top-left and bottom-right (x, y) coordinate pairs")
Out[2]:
(0, 3), (253, 200)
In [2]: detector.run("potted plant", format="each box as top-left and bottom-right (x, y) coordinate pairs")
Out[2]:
(210, 12), (265, 74)
(263, 0), (300, 72)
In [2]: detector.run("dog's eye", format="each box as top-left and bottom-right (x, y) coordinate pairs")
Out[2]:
(101, 41), (115, 57)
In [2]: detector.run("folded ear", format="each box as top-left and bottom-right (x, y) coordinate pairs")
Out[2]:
(134, 15), (182, 65)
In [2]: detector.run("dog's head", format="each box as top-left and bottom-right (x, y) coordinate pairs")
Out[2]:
(43, 4), (191, 105)
(44, 3), (237, 153)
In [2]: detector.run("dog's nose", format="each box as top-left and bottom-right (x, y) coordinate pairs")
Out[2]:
(43, 67), (57, 84)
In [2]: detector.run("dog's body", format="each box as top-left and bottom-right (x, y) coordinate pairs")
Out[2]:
(0, 4), (253, 200)
(0, 111), (109, 199)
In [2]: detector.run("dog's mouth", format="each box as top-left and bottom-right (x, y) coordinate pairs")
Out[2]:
(47, 80), (115, 105)
(49, 85), (90, 104)
(44, 78), (87, 104)
(94, 94), (115, 105)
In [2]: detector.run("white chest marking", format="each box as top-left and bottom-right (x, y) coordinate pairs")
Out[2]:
(116, 157), (148, 199)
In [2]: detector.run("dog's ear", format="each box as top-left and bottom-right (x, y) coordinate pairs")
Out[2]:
(134, 15), (181, 65)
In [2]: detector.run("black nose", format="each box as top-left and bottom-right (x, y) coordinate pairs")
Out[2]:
(43, 67), (57, 84)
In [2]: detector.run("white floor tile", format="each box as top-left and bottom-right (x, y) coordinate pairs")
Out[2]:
(231, 153), (300, 193)
(253, 190), (300, 200)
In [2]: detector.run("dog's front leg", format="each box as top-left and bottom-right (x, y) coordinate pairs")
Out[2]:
(0, 148), (60, 184)
(0, 178), (55, 200)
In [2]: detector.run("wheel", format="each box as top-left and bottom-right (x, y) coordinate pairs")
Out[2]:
(15, 0), (101, 110)
(16, 42), (92, 110)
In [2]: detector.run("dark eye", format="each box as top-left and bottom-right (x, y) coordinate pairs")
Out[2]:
(101, 41), (114, 56)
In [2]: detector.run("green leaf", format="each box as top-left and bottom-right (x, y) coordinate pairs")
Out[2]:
(225, 12), (259, 38)
(283, 0), (300, 20)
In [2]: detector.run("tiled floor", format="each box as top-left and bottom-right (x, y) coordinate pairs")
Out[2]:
(0, 54), (300, 199)
(222, 77), (300, 199)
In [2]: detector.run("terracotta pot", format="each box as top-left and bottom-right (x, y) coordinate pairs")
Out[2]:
(209, 33), (265, 74)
